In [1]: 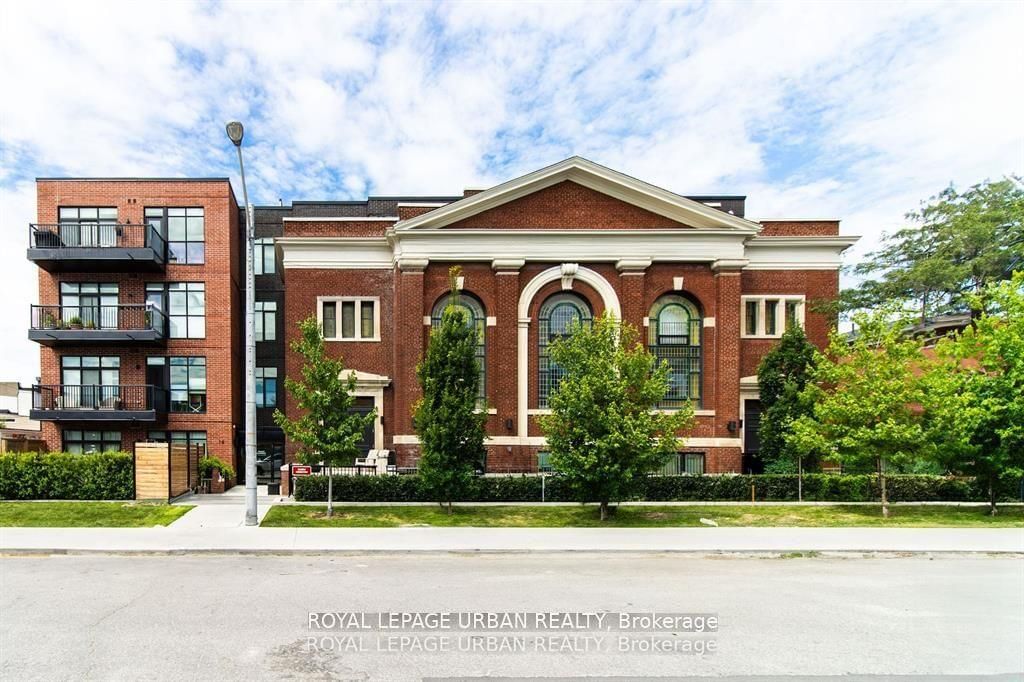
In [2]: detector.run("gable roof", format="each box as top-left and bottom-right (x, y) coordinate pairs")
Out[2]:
(392, 156), (761, 232)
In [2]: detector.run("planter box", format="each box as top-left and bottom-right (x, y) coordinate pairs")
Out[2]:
(207, 469), (235, 494)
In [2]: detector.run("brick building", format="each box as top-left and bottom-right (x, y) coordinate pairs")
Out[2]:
(27, 179), (243, 466)
(25, 157), (856, 478)
(276, 157), (858, 474)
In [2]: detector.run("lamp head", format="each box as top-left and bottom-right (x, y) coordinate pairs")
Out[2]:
(225, 121), (244, 146)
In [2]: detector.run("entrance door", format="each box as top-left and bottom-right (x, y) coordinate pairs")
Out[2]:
(742, 399), (763, 474)
(350, 397), (375, 460)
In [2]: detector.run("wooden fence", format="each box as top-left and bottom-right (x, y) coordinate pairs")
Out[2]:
(134, 442), (200, 501)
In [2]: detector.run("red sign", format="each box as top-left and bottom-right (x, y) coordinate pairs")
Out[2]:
(291, 465), (312, 477)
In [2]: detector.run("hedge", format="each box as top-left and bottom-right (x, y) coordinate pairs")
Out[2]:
(293, 473), (1023, 503)
(0, 451), (134, 500)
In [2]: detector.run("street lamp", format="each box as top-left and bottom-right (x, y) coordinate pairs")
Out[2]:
(226, 121), (258, 526)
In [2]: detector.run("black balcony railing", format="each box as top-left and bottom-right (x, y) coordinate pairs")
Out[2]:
(29, 223), (167, 261)
(31, 384), (155, 413)
(29, 304), (166, 336)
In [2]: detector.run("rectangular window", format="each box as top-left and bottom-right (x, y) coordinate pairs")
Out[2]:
(146, 207), (204, 264)
(59, 282), (118, 328)
(169, 356), (206, 413)
(255, 367), (277, 408)
(57, 207), (118, 247)
(60, 356), (120, 409)
(764, 299), (779, 336)
(254, 238), (275, 274)
(741, 296), (805, 338)
(745, 301), (759, 336)
(148, 283), (205, 338)
(319, 298), (379, 341)
(658, 452), (706, 475)
(537, 451), (552, 473)
(148, 430), (207, 457)
(63, 430), (121, 454)
(255, 300), (277, 342)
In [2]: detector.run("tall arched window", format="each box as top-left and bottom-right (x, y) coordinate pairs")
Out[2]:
(648, 295), (702, 408)
(431, 293), (486, 401)
(538, 293), (592, 407)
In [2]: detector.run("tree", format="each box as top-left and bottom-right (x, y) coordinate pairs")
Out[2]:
(273, 316), (375, 517)
(539, 314), (694, 521)
(921, 272), (1024, 514)
(786, 312), (928, 517)
(414, 267), (487, 514)
(756, 324), (819, 487)
(842, 177), (1024, 321)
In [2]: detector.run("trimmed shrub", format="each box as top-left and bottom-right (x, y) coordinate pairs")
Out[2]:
(0, 451), (134, 500)
(199, 456), (235, 481)
(292, 472), (1022, 504)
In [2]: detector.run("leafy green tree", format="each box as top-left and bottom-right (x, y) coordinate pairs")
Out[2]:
(842, 177), (1024, 321)
(787, 312), (928, 517)
(274, 316), (375, 517)
(540, 314), (694, 521)
(756, 324), (819, 483)
(414, 267), (487, 514)
(922, 273), (1024, 513)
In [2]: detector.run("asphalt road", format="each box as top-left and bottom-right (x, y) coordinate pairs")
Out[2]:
(1, 553), (1021, 681)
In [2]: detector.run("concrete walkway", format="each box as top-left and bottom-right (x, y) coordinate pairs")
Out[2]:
(168, 485), (280, 528)
(2, 525), (1021, 555)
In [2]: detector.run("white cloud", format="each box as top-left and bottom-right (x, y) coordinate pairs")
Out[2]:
(0, 0), (1022, 384)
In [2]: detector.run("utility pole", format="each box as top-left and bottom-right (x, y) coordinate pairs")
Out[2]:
(226, 121), (258, 526)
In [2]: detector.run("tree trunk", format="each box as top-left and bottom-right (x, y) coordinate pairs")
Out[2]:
(327, 475), (334, 518)
(989, 475), (998, 516)
(879, 457), (889, 519)
(599, 501), (609, 521)
(447, 500), (453, 516)
(797, 456), (803, 503)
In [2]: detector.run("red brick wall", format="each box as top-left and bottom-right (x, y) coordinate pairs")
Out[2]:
(34, 180), (241, 458)
(281, 220), (393, 237)
(446, 181), (692, 229)
(758, 220), (840, 236)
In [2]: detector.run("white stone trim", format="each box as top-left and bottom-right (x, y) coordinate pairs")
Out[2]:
(516, 265), (621, 437)
(616, 258), (651, 272)
(423, 316), (432, 326)
(673, 276), (684, 291)
(703, 317), (716, 328)
(282, 216), (398, 222)
(741, 295), (806, 338)
(745, 236), (858, 270)
(393, 156), (762, 232)
(486, 316), (497, 327)
(317, 296), (381, 342)
(491, 259), (525, 271)
(346, 370), (391, 451)
(277, 237), (392, 270)
(396, 202), (448, 208)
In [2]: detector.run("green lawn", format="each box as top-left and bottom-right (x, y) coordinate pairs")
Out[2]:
(0, 501), (192, 527)
(261, 504), (1024, 528)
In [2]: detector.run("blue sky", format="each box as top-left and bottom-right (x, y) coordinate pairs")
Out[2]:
(1, 0), (1022, 384)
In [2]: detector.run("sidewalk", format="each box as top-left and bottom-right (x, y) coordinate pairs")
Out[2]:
(2, 525), (1021, 555)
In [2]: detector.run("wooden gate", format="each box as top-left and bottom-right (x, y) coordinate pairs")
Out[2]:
(134, 442), (200, 501)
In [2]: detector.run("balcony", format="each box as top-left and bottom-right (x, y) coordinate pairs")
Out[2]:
(27, 223), (167, 272)
(29, 305), (167, 346)
(30, 385), (157, 422)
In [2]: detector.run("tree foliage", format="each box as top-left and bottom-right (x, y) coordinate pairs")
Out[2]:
(841, 177), (1024, 320)
(786, 312), (929, 516)
(414, 267), (487, 513)
(539, 314), (694, 520)
(274, 315), (375, 515)
(921, 272), (1024, 513)
(756, 324), (819, 472)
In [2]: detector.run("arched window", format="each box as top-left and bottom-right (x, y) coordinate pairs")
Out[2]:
(648, 296), (702, 408)
(538, 293), (592, 407)
(431, 293), (486, 401)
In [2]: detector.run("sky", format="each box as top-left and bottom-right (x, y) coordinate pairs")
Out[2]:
(0, 0), (1022, 386)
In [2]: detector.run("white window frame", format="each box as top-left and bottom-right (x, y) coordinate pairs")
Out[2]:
(317, 296), (381, 342)
(741, 295), (805, 338)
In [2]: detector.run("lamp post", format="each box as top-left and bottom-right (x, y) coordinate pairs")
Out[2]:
(226, 121), (258, 526)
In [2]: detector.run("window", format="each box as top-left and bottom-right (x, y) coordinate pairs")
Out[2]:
(537, 451), (553, 473)
(145, 207), (204, 263)
(741, 296), (805, 338)
(431, 293), (486, 400)
(254, 238), (275, 274)
(57, 207), (118, 247)
(147, 431), (207, 456)
(59, 282), (118, 328)
(256, 367), (278, 408)
(648, 296), (702, 408)
(169, 357), (206, 413)
(63, 430), (121, 454)
(147, 283), (205, 338)
(256, 300), (277, 342)
(658, 452), (705, 475)
(538, 293), (592, 408)
(61, 356), (120, 408)
(319, 298), (379, 341)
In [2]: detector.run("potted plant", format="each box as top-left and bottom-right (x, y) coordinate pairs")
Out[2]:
(199, 455), (237, 493)
(84, 320), (97, 330)
(42, 313), (58, 329)
(67, 316), (83, 330)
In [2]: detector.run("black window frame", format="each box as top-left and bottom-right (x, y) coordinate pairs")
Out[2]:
(63, 429), (122, 454)
(648, 295), (703, 408)
(145, 207), (205, 264)
(431, 293), (487, 401)
(537, 293), (592, 408)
